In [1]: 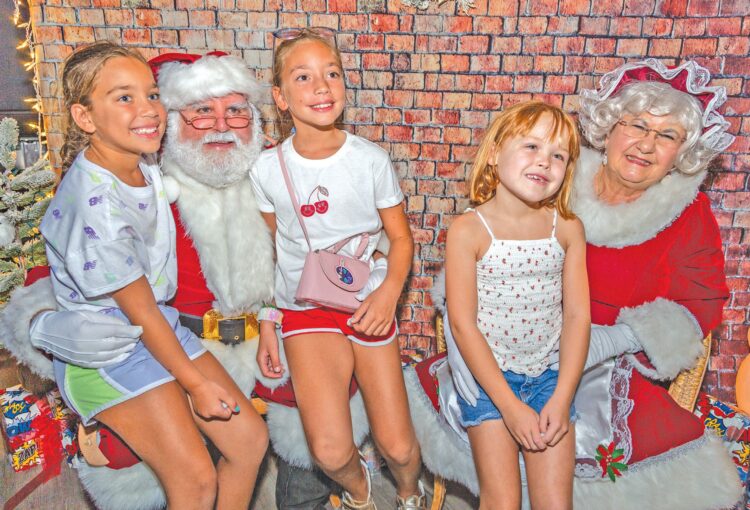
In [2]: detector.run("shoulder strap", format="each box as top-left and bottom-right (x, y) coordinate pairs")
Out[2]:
(551, 209), (558, 238)
(277, 144), (312, 251)
(473, 209), (496, 240)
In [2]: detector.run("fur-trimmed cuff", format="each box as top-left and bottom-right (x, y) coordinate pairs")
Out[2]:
(616, 298), (704, 380)
(266, 391), (370, 469)
(0, 277), (56, 380)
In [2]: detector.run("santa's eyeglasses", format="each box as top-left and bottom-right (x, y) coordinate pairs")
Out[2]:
(178, 111), (252, 130)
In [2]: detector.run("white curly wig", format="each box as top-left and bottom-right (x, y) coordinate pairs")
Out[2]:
(578, 59), (735, 175)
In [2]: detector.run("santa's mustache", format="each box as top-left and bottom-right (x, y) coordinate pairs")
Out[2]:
(202, 131), (241, 145)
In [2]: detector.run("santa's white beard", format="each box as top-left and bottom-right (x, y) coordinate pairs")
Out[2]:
(162, 118), (262, 189)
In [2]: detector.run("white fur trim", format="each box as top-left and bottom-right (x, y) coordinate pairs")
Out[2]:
(0, 214), (15, 247)
(404, 367), (479, 494)
(430, 269), (447, 314)
(164, 159), (275, 317)
(157, 55), (265, 111)
(574, 433), (742, 510)
(266, 391), (370, 469)
(572, 147), (706, 248)
(76, 459), (164, 510)
(162, 174), (180, 203)
(0, 277), (56, 379)
(616, 298), (704, 380)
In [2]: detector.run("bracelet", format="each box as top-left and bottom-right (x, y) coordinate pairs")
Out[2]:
(258, 306), (284, 327)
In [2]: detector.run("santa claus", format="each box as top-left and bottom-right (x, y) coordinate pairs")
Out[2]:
(1, 51), (359, 510)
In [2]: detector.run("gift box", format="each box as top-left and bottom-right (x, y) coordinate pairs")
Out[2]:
(0, 384), (78, 473)
(695, 393), (750, 509)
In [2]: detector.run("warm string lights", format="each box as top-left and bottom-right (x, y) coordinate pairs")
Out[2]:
(13, 0), (47, 148)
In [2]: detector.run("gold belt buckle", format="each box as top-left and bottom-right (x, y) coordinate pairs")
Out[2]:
(202, 309), (259, 343)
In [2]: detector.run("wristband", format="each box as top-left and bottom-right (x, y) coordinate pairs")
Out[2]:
(258, 306), (283, 327)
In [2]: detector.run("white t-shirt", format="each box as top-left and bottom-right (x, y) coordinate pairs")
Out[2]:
(250, 132), (404, 310)
(40, 152), (177, 312)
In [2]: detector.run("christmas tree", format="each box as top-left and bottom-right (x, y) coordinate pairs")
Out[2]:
(0, 117), (56, 303)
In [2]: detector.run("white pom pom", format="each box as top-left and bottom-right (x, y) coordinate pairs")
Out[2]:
(163, 175), (180, 203)
(0, 214), (15, 247)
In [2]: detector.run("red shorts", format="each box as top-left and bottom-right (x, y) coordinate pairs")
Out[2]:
(280, 307), (398, 347)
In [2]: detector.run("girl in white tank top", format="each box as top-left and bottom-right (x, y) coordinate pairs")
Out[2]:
(444, 101), (590, 509)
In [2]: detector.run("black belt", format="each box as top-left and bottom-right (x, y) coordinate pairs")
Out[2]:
(179, 312), (248, 345)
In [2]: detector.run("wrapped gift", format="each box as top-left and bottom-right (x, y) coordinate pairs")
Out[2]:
(695, 393), (750, 509)
(0, 384), (79, 472)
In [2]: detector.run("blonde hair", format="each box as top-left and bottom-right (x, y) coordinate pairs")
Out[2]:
(468, 101), (580, 219)
(272, 30), (343, 137)
(61, 41), (148, 171)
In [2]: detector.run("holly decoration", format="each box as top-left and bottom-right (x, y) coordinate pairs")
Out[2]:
(595, 441), (628, 482)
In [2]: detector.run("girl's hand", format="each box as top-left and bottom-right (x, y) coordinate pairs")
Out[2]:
(187, 379), (238, 420)
(257, 323), (285, 378)
(349, 283), (398, 337)
(502, 400), (547, 451)
(538, 394), (572, 446)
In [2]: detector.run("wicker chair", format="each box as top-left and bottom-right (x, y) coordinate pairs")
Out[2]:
(429, 315), (712, 510)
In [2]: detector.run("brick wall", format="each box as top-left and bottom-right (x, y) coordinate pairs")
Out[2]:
(26, 0), (750, 402)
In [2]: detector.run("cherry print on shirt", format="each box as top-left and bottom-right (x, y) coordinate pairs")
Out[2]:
(300, 185), (330, 217)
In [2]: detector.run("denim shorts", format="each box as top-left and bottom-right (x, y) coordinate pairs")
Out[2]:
(457, 368), (576, 428)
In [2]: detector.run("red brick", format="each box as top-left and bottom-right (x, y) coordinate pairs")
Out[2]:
(63, 25), (94, 43)
(438, 54), (467, 73)
(386, 35), (414, 52)
(135, 9), (161, 27)
(384, 90), (414, 108)
(36, 26), (63, 44)
(217, 11), (247, 28)
(514, 74), (544, 92)
(472, 93), (503, 110)
(412, 54), (440, 72)
(78, 8), (104, 25)
(104, 9), (133, 26)
(547, 16), (580, 35)
(236, 0), (263, 7)
(44, 6), (76, 24)
(444, 127), (471, 145)
(329, 0), (355, 11)
(523, 36), (554, 54)
(362, 53), (390, 70)
(623, 0), (654, 15)
(649, 39), (682, 57)
(472, 16), (504, 35)
(445, 16), (472, 33)
(555, 36), (585, 54)
(488, 1), (518, 15)
(642, 17), (673, 36)
(394, 73), (425, 90)
(461, 110), (490, 128)
(417, 180), (444, 197)
(404, 109), (431, 125)
(672, 18), (706, 37)
(415, 92), (442, 109)
(433, 110), (459, 125)
(470, 55), (500, 73)
(687, 0), (720, 16)
(246, 12), (276, 29)
(580, 17), (610, 35)
(385, 125), (414, 142)
(492, 36), (522, 53)
(503, 55), (533, 73)
(442, 92), (471, 109)
(189, 10), (215, 27)
(179, 30), (207, 48)
(400, 15), (414, 32)
(456, 74), (484, 92)
(518, 16), (549, 34)
(534, 55), (563, 73)
(362, 71), (393, 89)
(458, 35), (489, 53)
(719, 37), (750, 55)
(544, 75), (577, 94)
(435, 74), (457, 91)
(370, 14), (398, 32)
(152, 29), (178, 46)
(414, 15), (442, 33)
(559, 0), (590, 15)
(426, 35), (457, 53)
(617, 38), (648, 56)
(585, 37), (617, 55)
(206, 29), (234, 49)
(659, 0), (687, 16)
(161, 10), (188, 27)
(683, 37), (718, 55)
(122, 28), (151, 45)
(707, 17), (742, 35)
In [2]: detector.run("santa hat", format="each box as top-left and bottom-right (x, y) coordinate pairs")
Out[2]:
(148, 51), (264, 111)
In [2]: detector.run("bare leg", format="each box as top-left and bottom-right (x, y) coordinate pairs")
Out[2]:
(352, 339), (421, 498)
(190, 352), (269, 510)
(95, 382), (217, 510)
(523, 423), (575, 510)
(467, 419), (522, 510)
(284, 332), (369, 501)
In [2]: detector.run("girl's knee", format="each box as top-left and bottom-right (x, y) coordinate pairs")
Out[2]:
(309, 437), (356, 473)
(377, 434), (420, 468)
(164, 458), (217, 507)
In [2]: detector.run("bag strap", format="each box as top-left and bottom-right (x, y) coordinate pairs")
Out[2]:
(276, 144), (370, 259)
(277, 144), (313, 251)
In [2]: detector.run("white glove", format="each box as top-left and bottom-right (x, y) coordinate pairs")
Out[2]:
(584, 323), (641, 370)
(30, 310), (142, 368)
(443, 311), (480, 406)
(356, 257), (389, 301)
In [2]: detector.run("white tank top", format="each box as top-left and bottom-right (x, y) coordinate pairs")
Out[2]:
(471, 208), (564, 376)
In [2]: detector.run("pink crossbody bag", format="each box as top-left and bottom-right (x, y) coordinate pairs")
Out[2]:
(277, 145), (371, 313)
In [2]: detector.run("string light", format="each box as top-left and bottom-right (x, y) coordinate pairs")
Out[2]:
(13, 0), (48, 153)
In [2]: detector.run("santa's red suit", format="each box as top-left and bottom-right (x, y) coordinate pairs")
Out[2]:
(407, 147), (742, 510)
